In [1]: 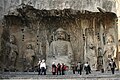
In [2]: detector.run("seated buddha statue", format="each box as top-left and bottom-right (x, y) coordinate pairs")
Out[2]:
(47, 28), (73, 70)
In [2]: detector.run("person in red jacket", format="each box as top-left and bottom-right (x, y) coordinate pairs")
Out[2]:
(52, 62), (57, 75)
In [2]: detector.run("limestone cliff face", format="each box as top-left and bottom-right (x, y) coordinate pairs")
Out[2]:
(0, 0), (117, 19)
(0, 4), (118, 71)
(0, 0), (119, 71)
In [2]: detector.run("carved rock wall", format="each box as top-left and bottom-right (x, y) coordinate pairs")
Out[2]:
(0, 5), (118, 71)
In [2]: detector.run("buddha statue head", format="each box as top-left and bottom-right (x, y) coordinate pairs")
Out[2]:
(55, 28), (66, 40)
(10, 35), (16, 44)
(26, 44), (32, 49)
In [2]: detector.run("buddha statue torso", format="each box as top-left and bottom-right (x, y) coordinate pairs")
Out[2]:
(50, 40), (72, 56)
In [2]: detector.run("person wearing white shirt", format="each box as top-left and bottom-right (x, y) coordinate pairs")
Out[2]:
(40, 59), (46, 75)
(84, 62), (91, 75)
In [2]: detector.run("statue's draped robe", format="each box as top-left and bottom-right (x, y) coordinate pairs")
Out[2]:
(9, 43), (18, 68)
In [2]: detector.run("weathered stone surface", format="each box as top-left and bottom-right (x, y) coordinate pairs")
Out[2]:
(0, 0), (117, 19)
(0, 4), (118, 71)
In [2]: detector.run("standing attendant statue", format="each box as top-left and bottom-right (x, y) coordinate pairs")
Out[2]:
(9, 35), (18, 71)
(103, 34), (117, 71)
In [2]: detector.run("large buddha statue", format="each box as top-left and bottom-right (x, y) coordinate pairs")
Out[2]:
(47, 28), (73, 70)
(103, 34), (117, 71)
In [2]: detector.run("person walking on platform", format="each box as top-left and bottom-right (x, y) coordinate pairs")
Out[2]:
(52, 62), (57, 75)
(57, 63), (61, 75)
(84, 62), (91, 75)
(109, 58), (116, 74)
(61, 63), (66, 75)
(72, 63), (76, 74)
(77, 62), (83, 75)
(37, 60), (41, 75)
(40, 59), (46, 75)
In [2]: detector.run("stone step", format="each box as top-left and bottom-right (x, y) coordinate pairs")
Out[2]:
(0, 71), (120, 80)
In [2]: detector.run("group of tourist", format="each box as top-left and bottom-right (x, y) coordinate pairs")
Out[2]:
(37, 58), (116, 75)
(37, 59), (68, 75)
(72, 58), (116, 75)
(72, 62), (91, 75)
(52, 62), (68, 75)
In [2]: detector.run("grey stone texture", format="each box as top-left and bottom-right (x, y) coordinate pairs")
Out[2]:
(0, 0), (118, 71)
(0, 0), (117, 19)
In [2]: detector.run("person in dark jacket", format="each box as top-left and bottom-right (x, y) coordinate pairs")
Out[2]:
(109, 58), (116, 74)
(84, 62), (91, 75)
(72, 63), (76, 74)
(61, 63), (66, 75)
(77, 62), (83, 75)
(57, 63), (61, 75)
(37, 60), (41, 75)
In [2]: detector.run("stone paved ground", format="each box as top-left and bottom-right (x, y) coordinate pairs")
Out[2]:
(0, 70), (120, 80)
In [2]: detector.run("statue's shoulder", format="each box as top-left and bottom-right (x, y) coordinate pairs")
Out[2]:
(50, 41), (58, 46)
(50, 40), (70, 45)
(60, 40), (70, 44)
(51, 41), (57, 43)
